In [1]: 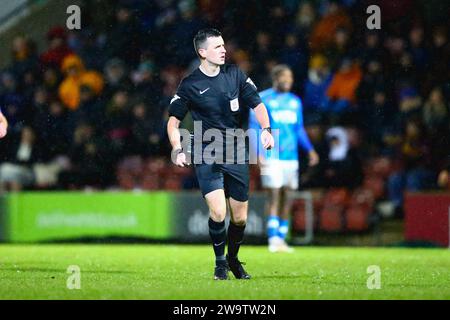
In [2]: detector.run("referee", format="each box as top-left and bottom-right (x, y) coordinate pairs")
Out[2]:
(167, 28), (274, 280)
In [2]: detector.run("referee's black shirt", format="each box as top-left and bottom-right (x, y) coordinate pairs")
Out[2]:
(168, 64), (262, 163)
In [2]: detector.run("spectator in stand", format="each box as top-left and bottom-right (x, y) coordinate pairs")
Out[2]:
(303, 54), (332, 114)
(408, 25), (428, 79)
(10, 36), (39, 77)
(252, 31), (273, 69)
(103, 58), (132, 100)
(395, 86), (422, 127)
(324, 58), (362, 114)
(437, 158), (450, 190)
(169, 0), (206, 66)
(383, 35), (408, 86)
(251, 32), (275, 90)
(29, 87), (49, 133)
(58, 122), (111, 189)
(293, 1), (316, 39)
(33, 100), (71, 159)
(70, 30), (107, 72)
(42, 67), (62, 99)
(279, 33), (308, 86)
(396, 51), (418, 88)
(255, 58), (278, 93)
(158, 65), (185, 110)
(132, 58), (162, 106)
(104, 3), (143, 66)
(104, 90), (132, 161)
(423, 87), (449, 136)
(358, 31), (384, 64)
(232, 49), (252, 75)
(0, 72), (25, 133)
(360, 89), (396, 153)
(74, 84), (105, 130)
(323, 126), (363, 188)
(129, 102), (165, 157)
(0, 126), (42, 191)
(58, 54), (104, 111)
(326, 27), (351, 71)
(20, 70), (40, 110)
(309, 0), (352, 52)
(427, 26), (450, 88)
(0, 0), (448, 195)
(40, 26), (73, 69)
(387, 119), (436, 214)
(300, 115), (329, 189)
(423, 86), (450, 168)
(356, 58), (385, 108)
(262, 6), (288, 49)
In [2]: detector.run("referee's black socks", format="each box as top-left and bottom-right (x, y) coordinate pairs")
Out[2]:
(208, 218), (227, 263)
(227, 221), (246, 258)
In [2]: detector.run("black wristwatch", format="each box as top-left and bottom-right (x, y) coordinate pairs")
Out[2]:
(172, 147), (183, 157)
(262, 127), (272, 134)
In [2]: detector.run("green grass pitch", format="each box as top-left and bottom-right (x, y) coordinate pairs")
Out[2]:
(0, 244), (449, 300)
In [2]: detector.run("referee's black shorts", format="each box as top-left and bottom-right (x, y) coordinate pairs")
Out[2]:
(194, 163), (249, 202)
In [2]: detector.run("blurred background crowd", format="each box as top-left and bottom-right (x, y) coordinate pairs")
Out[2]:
(0, 0), (449, 217)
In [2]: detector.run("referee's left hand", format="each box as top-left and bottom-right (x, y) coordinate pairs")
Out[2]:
(261, 130), (275, 150)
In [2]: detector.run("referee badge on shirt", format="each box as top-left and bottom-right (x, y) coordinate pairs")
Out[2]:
(230, 98), (240, 112)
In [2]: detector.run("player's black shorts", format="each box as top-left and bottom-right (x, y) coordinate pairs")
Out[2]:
(194, 163), (249, 202)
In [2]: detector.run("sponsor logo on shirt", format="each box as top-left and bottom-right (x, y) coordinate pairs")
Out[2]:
(271, 110), (297, 124)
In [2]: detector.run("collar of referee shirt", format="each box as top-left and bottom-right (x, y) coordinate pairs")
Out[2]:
(199, 64), (221, 77)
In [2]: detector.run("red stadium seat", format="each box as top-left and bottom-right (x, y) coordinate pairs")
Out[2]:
(170, 165), (193, 177)
(343, 188), (375, 231)
(144, 157), (167, 174)
(161, 165), (192, 189)
(117, 156), (144, 177)
(117, 156), (145, 189)
(249, 176), (260, 191)
(346, 127), (362, 148)
(345, 206), (371, 231)
(117, 173), (135, 190)
(350, 188), (375, 209)
(318, 205), (344, 232)
(162, 175), (183, 190)
(292, 199), (307, 232)
(363, 176), (385, 199)
(248, 165), (262, 191)
(141, 173), (160, 190)
(313, 195), (324, 210)
(364, 157), (393, 179)
(292, 198), (323, 232)
(323, 188), (351, 207)
(249, 165), (260, 178)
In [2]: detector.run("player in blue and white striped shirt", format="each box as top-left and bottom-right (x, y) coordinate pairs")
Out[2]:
(249, 65), (319, 252)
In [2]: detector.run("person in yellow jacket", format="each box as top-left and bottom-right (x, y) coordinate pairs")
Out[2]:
(58, 54), (104, 110)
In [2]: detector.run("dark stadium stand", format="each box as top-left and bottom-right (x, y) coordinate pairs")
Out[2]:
(0, 0), (449, 232)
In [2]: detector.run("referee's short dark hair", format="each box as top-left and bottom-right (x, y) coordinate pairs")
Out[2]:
(271, 64), (292, 82)
(193, 28), (222, 58)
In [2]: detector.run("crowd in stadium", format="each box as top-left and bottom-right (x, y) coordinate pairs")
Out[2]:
(0, 0), (449, 216)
